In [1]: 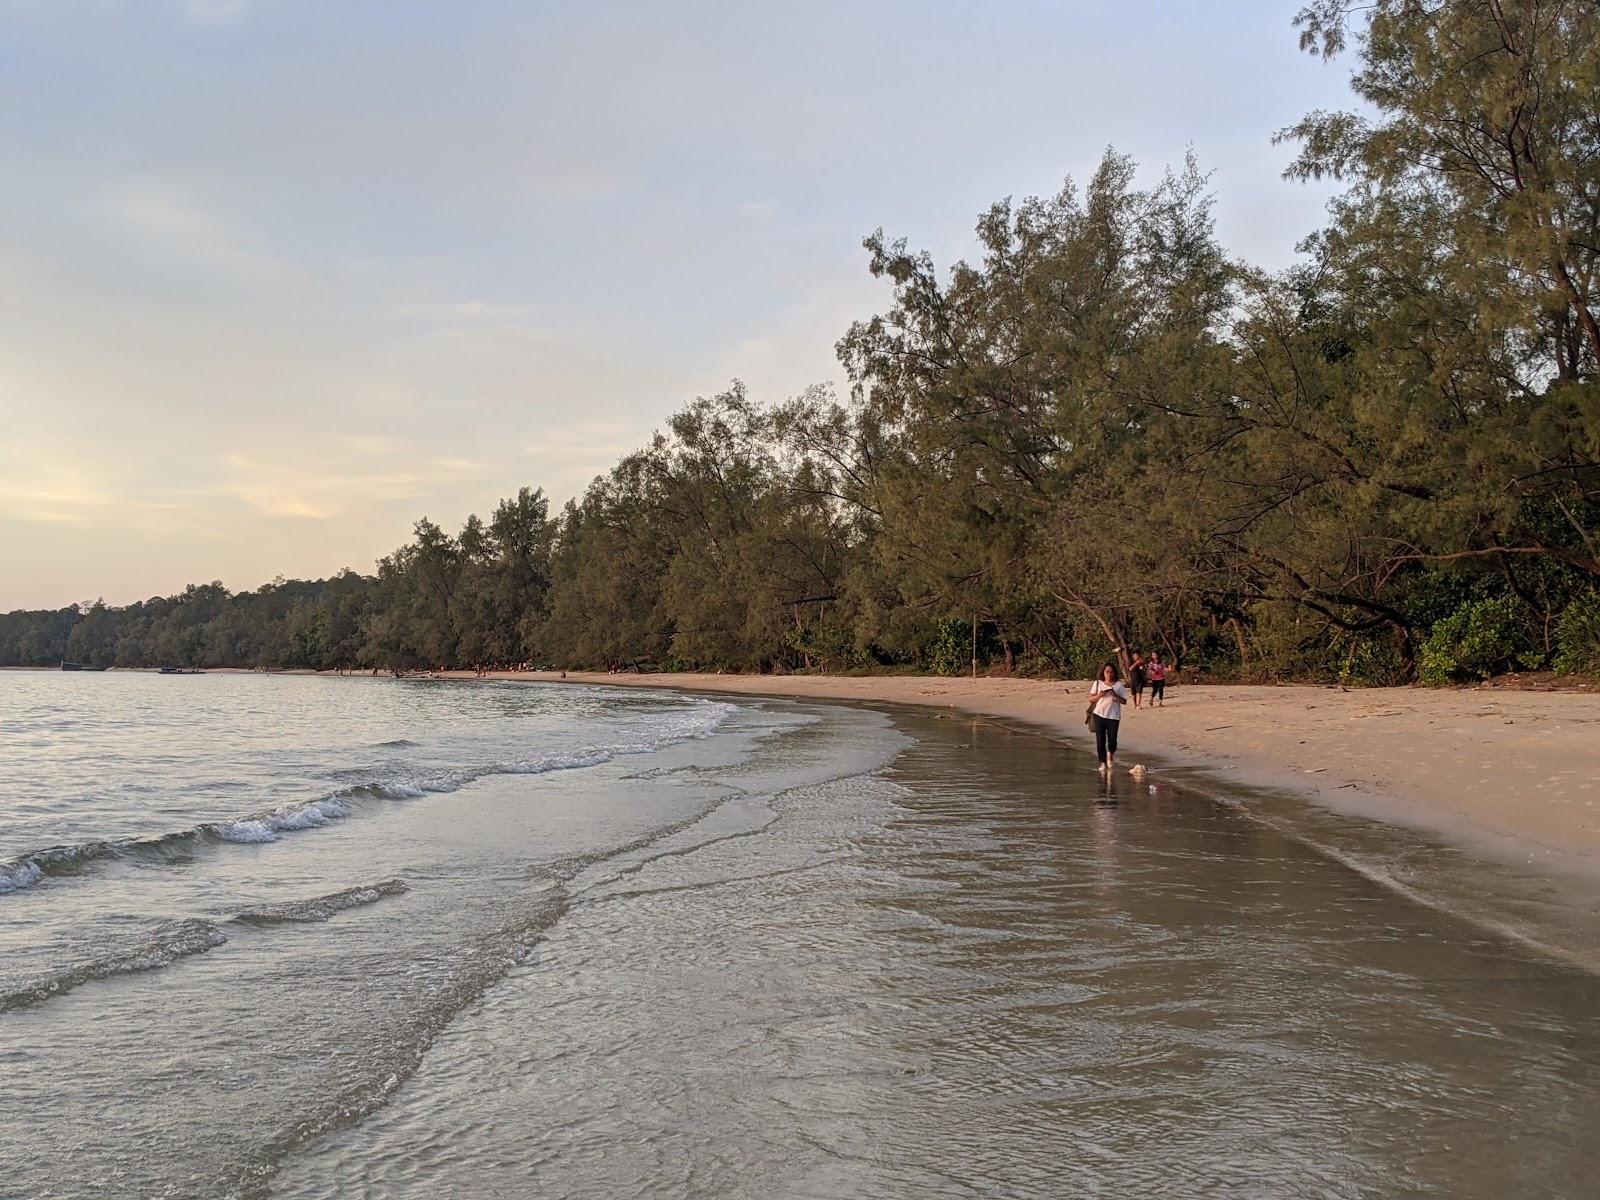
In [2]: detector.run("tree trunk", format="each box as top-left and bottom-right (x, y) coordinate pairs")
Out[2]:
(1052, 593), (1130, 678)
(1228, 617), (1249, 666)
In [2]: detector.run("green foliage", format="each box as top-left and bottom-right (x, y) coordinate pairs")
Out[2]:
(1054, 634), (1116, 681)
(924, 620), (970, 677)
(1332, 630), (1410, 688)
(5, 6), (1600, 682)
(784, 621), (868, 673)
(1419, 598), (1541, 686)
(1554, 592), (1600, 677)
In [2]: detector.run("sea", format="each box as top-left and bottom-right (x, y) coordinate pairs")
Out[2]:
(2, 671), (1598, 1199)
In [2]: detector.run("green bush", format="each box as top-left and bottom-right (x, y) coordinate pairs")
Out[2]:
(1244, 602), (1406, 685)
(1036, 630), (1118, 679)
(925, 619), (969, 676)
(1334, 631), (1409, 687)
(1419, 597), (1540, 685)
(785, 621), (869, 672)
(1554, 591), (1600, 677)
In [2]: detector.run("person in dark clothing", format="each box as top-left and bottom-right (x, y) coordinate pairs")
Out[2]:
(1128, 652), (1147, 709)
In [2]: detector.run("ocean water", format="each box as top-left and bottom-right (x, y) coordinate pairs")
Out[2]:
(0, 673), (821, 1196)
(3, 673), (1599, 1199)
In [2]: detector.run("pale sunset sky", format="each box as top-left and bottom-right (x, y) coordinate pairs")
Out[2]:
(0, 1), (1355, 610)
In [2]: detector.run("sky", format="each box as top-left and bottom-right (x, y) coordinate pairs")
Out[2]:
(0, 0), (1359, 610)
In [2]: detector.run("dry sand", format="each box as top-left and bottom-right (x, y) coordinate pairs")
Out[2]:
(446, 670), (1600, 874)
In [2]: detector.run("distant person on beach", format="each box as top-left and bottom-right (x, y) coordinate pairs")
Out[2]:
(1147, 653), (1168, 706)
(1088, 663), (1129, 774)
(1128, 652), (1147, 709)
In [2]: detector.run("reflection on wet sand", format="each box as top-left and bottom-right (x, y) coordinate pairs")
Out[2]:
(274, 704), (1600, 1200)
(871, 720), (1600, 1198)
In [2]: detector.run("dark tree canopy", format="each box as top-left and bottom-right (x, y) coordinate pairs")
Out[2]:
(6, 3), (1599, 684)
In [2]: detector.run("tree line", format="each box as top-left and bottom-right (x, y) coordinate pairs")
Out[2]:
(5, 1), (1599, 683)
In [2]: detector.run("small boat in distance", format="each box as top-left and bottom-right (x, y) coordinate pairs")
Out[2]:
(61, 661), (83, 671)
(157, 666), (205, 675)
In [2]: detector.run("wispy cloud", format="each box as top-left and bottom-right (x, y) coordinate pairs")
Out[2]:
(101, 176), (284, 279)
(218, 452), (489, 521)
(0, 466), (113, 524)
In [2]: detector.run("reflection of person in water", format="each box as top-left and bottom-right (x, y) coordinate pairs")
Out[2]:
(1087, 662), (1129, 774)
(1088, 774), (1121, 894)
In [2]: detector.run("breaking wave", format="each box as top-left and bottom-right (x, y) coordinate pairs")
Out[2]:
(233, 879), (410, 926)
(0, 698), (737, 897)
(217, 797), (351, 843)
(0, 882), (413, 1015)
(1, 841), (121, 895)
(0, 859), (44, 895)
(0, 919), (228, 1013)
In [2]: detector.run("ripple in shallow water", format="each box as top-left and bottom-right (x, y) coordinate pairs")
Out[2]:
(269, 716), (1600, 1200)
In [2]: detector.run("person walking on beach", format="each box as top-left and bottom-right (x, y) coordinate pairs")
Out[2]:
(1088, 663), (1129, 774)
(1147, 652), (1168, 707)
(1128, 652), (1147, 709)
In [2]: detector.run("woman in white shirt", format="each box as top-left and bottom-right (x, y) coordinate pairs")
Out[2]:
(1088, 662), (1130, 773)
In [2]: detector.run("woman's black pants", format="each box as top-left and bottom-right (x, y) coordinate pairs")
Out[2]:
(1091, 715), (1119, 763)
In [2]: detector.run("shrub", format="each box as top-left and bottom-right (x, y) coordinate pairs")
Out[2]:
(925, 619), (969, 676)
(785, 621), (869, 673)
(1419, 597), (1540, 685)
(1335, 631), (1410, 687)
(1245, 602), (1405, 685)
(1554, 591), (1600, 677)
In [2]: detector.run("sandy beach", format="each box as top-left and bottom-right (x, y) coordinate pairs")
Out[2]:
(438, 670), (1600, 875)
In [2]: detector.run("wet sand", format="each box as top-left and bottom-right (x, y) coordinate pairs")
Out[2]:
(444, 671), (1600, 878)
(272, 700), (1600, 1199)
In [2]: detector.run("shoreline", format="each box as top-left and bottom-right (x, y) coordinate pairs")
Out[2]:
(14, 665), (1598, 880)
(442, 670), (1600, 880)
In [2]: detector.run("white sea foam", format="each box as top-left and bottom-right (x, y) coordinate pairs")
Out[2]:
(0, 858), (44, 894)
(217, 819), (277, 843)
(2, 694), (743, 895)
(217, 797), (350, 843)
(268, 798), (348, 830)
(507, 751), (614, 774)
(357, 701), (734, 800)
(653, 699), (738, 742)
(376, 783), (427, 799)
